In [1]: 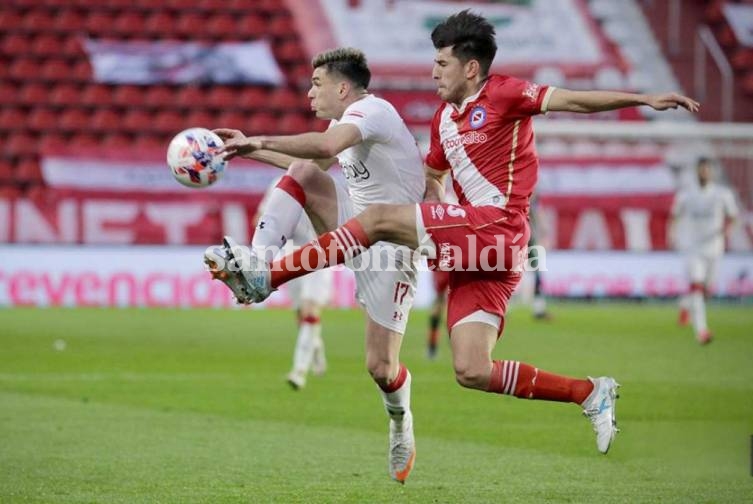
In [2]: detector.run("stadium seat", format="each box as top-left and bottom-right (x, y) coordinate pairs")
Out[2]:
(0, 82), (18, 107)
(207, 87), (238, 109)
(277, 113), (309, 135)
(91, 108), (123, 132)
(81, 84), (114, 107)
(55, 10), (86, 33)
(176, 86), (208, 110)
(0, 160), (14, 184)
(144, 12), (174, 38)
(176, 13), (206, 38)
(27, 108), (58, 132)
(237, 14), (266, 38)
(9, 59), (41, 81)
(102, 133), (133, 150)
(0, 11), (22, 33)
(38, 134), (68, 154)
(15, 158), (44, 185)
(18, 83), (50, 107)
(152, 110), (186, 134)
(31, 34), (66, 57)
(113, 12), (147, 37)
(71, 60), (91, 82)
(112, 86), (145, 107)
(69, 132), (100, 150)
(0, 108), (26, 132)
(22, 10), (57, 32)
(216, 111), (248, 131)
(1, 34), (32, 55)
(186, 110), (215, 129)
(207, 14), (238, 39)
(50, 84), (81, 108)
(123, 109), (155, 133)
(239, 87), (269, 109)
(144, 86), (176, 109)
(58, 109), (90, 132)
(5, 133), (39, 158)
(246, 112), (277, 135)
(41, 59), (73, 82)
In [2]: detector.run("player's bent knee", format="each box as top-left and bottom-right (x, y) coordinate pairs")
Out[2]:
(287, 160), (320, 186)
(454, 366), (488, 390)
(366, 359), (395, 386)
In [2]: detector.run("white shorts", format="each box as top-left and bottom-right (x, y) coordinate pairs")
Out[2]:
(335, 180), (418, 334)
(288, 267), (334, 308)
(687, 253), (720, 287)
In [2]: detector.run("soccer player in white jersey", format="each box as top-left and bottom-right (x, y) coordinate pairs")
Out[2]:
(254, 179), (333, 390)
(214, 11), (700, 456)
(671, 157), (738, 344)
(208, 48), (424, 483)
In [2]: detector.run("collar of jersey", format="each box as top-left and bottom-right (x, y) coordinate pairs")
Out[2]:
(452, 80), (489, 115)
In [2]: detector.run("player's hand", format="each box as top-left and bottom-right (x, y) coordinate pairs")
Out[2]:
(645, 93), (700, 112)
(214, 128), (263, 160)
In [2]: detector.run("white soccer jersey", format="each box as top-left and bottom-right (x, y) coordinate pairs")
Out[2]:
(330, 95), (425, 213)
(672, 183), (738, 256)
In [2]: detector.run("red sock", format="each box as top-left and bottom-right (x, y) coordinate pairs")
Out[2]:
(379, 363), (408, 393)
(270, 218), (371, 288)
(487, 360), (593, 404)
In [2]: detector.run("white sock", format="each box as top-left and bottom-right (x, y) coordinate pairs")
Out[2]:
(679, 294), (691, 311)
(690, 291), (708, 334)
(532, 296), (547, 316)
(252, 187), (304, 262)
(291, 322), (316, 375)
(379, 368), (412, 427)
(311, 326), (325, 367)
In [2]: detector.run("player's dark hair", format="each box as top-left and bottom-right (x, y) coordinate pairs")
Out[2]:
(312, 47), (371, 90)
(431, 10), (497, 77)
(696, 156), (714, 168)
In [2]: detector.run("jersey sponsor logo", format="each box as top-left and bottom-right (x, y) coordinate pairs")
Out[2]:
(341, 160), (371, 182)
(441, 130), (488, 150)
(446, 205), (466, 218)
(431, 205), (445, 220)
(469, 106), (487, 129)
(523, 82), (541, 102)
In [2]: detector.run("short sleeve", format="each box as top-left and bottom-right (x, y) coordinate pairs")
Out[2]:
(337, 100), (391, 143)
(488, 76), (553, 119)
(425, 106), (451, 172)
(723, 188), (739, 218)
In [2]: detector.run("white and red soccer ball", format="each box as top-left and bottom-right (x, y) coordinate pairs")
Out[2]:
(167, 127), (227, 188)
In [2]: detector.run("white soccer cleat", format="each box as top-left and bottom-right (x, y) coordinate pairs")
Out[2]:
(388, 410), (416, 484)
(286, 371), (306, 390)
(204, 236), (273, 304)
(204, 244), (256, 304)
(582, 376), (620, 454)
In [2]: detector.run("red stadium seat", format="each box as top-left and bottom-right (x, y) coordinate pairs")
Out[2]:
(69, 132), (100, 150)
(49, 84), (81, 107)
(176, 13), (206, 39)
(0, 11), (22, 33)
(31, 34), (65, 57)
(246, 112), (276, 135)
(113, 12), (146, 37)
(9, 59), (41, 81)
(207, 87), (237, 109)
(269, 88), (301, 112)
(38, 134), (68, 154)
(16, 158), (44, 185)
(58, 109), (90, 132)
(0, 108), (26, 131)
(80, 84), (113, 107)
(176, 86), (208, 109)
(239, 87), (269, 109)
(123, 109), (155, 133)
(0, 82), (18, 106)
(207, 14), (238, 40)
(216, 111), (248, 131)
(186, 110), (215, 129)
(22, 10), (56, 32)
(5, 132), (39, 158)
(28, 108), (59, 132)
(55, 10), (86, 33)
(112, 86), (145, 107)
(71, 60), (91, 82)
(102, 133), (133, 150)
(18, 83), (50, 106)
(237, 14), (266, 38)
(0, 160), (14, 184)
(84, 12), (116, 38)
(144, 12), (174, 38)
(1, 34), (32, 55)
(152, 110), (186, 134)
(40, 59), (72, 82)
(277, 113), (309, 135)
(144, 86), (176, 109)
(90, 108), (122, 132)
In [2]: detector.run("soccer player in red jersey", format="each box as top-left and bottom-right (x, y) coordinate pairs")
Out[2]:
(211, 10), (699, 455)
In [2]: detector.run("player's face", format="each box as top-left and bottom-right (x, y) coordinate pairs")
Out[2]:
(307, 67), (343, 120)
(432, 46), (469, 105)
(697, 163), (712, 186)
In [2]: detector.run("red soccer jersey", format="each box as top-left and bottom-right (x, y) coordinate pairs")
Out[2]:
(425, 74), (553, 211)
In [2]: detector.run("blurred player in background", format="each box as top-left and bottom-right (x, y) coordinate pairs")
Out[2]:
(209, 48), (424, 483)
(254, 179), (333, 390)
(528, 195), (551, 320)
(671, 157), (738, 344)
(220, 10), (700, 455)
(426, 269), (449, 359)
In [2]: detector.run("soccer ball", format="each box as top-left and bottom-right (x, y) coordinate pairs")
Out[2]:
(167, 127), (227, 188)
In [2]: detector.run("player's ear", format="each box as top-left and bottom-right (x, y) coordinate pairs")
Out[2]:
(465, 59), (480, 79)
(338, 80), (350, 98)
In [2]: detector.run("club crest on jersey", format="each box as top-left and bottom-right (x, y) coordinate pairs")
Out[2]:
(469, 106), (487, 129)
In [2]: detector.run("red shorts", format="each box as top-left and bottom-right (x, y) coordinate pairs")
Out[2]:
(419, 203), (530, 334)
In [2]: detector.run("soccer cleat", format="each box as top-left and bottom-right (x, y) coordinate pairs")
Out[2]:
(204, 244), (255, 304)
(388, 411), (416, 484)
(223, 236), (273, 303)
(678, 308), (690, 326)
(581, 376), (620, 454)
(426, 343), (437, 360)
(696, 330), (713, 345)
(286, 371), (306, 390)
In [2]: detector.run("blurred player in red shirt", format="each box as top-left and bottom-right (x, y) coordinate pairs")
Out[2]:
(216, 10), (699, 456)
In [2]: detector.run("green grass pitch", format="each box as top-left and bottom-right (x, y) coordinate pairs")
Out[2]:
(1, 304), (752, 503)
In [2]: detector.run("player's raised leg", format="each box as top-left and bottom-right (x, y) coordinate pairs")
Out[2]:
(450, 317), (620, 454)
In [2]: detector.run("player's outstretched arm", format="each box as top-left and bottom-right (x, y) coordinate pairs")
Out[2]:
(546, 89), (700, 114)
(424, 166), (447, 202)
(213, 128), (335, 170)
